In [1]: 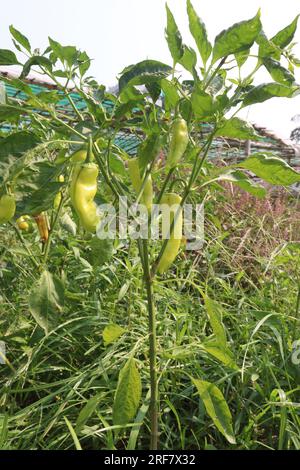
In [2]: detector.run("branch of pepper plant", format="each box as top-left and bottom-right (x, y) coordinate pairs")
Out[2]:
(38, 64), (85, 122)
(150, 129), (217, 279)
(9, 222), (40, 270)
(42, 175), (71, 266)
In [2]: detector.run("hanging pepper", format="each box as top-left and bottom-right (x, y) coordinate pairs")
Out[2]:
(70, 148), (94, 163)
(127, 158), (153, 212)
(34, 213), (49, 243)
(16, 215), (30, 231)
(166, 117), (189, 169)
(0, 194), (16, 224)
(70, 162), (100, 232)
(157, 193), (182, 274)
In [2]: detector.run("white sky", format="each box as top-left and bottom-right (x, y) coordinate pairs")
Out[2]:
(1, 0), (300, 141)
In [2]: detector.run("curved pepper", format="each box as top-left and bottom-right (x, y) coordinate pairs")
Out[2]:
(166, 118), (189, 169)
(127, 158), (153, 212)
(70, 162), (100, 232)
(157, 192), (182, 274)
(0, 194), (16, 224)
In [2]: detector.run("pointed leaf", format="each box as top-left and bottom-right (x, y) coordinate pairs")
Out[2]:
(138, 132), (162, 171)
(20, 56), (52, 79)
(179, 45), (197, 74)
(216, 117), (259, 140)
(119, 60), (172, 92)
(192, 378), (236, 444)
(103, 324), (125, 347)
(203, 296), (227, 347)
(28, 271), (64, 334)
(9, 25), (31, 53)
(263, 58), (295, 86)
(160, 79), (180, 111)
(217, 170), (267, 198)
(76, 395), (101, 432)
(0, 49), (20, 66)
(187, 0), (212, 64)
(165, 4), (184, 64)
(113, 358), (142, 426)
(272, 15), (300, 49)
(212, 10), (262, 63)
(202, 341), (238, 370)
(243, 82), (298, 107)
(238, 153), (300, 186)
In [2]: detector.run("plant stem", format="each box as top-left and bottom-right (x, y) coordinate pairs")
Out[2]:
(142, 239), (158, 450)
(9, 223), (40, 270)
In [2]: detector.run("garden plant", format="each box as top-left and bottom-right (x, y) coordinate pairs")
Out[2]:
(1, 1), (300, 451)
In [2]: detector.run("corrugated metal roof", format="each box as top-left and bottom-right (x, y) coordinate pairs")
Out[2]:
(0, 73), (297, 164)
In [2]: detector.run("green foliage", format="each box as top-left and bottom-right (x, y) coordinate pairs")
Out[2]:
(113, 358), (142, 426)
(28, 270), (65, 334)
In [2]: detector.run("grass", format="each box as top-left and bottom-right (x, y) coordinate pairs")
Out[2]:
(1, 185), (300, 450)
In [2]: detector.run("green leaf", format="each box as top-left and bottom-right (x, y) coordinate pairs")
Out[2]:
(0, 49), (20, 66)
(20, 56), (53, 79)
(212, 10), (262, 63)
(145, 82), (161, 103)
(191, 87), (214, 120)
(237, 153), (300, 186)
(179, 45), (197, 74)
(165, 4), (184, 64)
(216, 117), (259, 140)
(217, 170), (267, 198)
(113, 358), (142, 426)
(64, 417), (82, 450)
(103, 324), (125, 346)
(86, 238), (114, 267)
(263, 58), (295, 86)
(76, 395), (101, 433)
(28, 271), (64, 334)
(48, 37), (78, 67)
(192, 378), (236, 444)
(160, 79), (180, 111)
(271, 15), (300, 49)
(235, 49), (250, 68)
(119, 60), (172, 92)
(243, 82), (298, 107)
(0, 104), (24, 122)
(203, 295), (227, 347)
(78, 51), (91, 76)
(9, 25), (31, 52)
(138, 132), (162, 172)
(187, 0), (212, 65)
(202, 341), (238, 370)
(257, 31), (280, 60)
(0, 131), (40, 159)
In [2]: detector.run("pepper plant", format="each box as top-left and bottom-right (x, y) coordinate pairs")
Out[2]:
(1, 1), (300, 450)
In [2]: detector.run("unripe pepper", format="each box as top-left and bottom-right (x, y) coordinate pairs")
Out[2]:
(34, 213), (49, 243)
(0, 194), (16, 224)
(16, 215), (30, 231)
(127, 158), (153, 212)
(53, 175), (65, 209)
(70, 162), (100, 232)
(157, 193), (182, 274)
(166, 118), (189, 169)
(70, 149), (94, 163)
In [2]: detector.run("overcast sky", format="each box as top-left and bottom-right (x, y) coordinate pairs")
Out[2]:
(1, 0), (300, 141)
